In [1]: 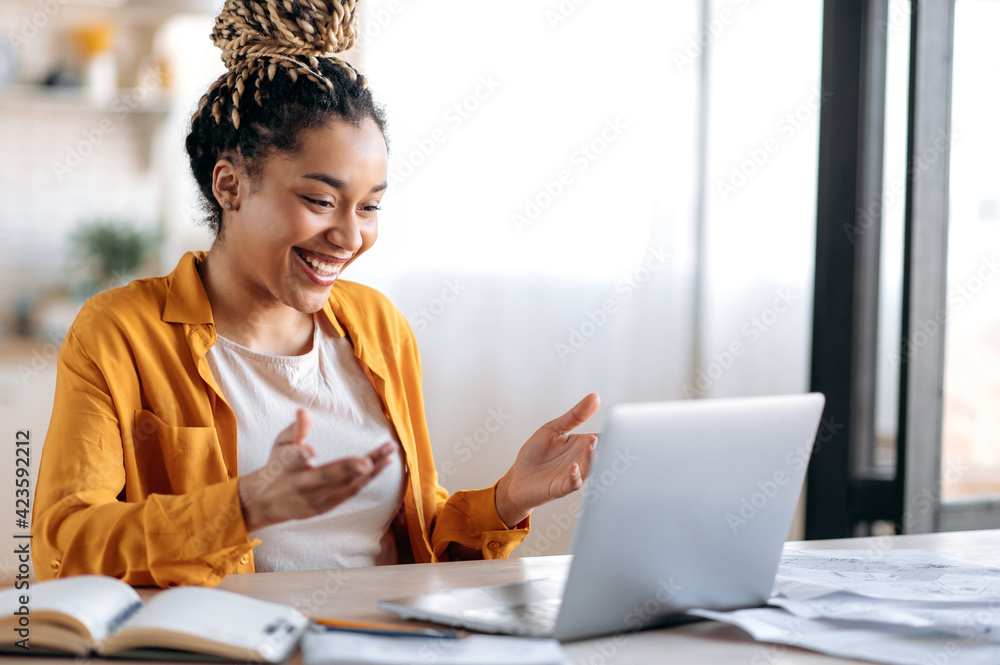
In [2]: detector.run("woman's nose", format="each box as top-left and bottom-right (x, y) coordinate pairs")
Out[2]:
(326, 211), (363, 254)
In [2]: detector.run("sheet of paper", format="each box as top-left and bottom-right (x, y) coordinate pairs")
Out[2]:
(690, 607), (1000, 665)
(775, 549), (1000, 603)
(689, 548), (1000, 665)
(301, 629), (571, 665)
(771, 592), (1000, 641)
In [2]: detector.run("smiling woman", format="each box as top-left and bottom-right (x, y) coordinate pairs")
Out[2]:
(30, 0), (600, 587)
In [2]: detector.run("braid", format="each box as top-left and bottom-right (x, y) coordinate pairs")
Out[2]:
(206, 0), (363, 129)
(185, 0), (386, 235)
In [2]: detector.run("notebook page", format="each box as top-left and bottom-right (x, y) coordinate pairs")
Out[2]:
(0, 575), (141, 644)
(107, 586), (309, 661)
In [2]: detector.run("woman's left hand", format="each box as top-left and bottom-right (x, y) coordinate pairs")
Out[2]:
(495, 392), (601, 528)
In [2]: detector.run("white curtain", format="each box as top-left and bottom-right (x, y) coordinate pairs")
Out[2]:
(351, 0), (822, 554)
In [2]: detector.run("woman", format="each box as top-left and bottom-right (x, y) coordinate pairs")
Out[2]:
(32, 0), (599, 587)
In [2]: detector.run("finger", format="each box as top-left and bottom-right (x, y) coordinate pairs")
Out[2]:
(309, 456), (375, 488)
(575, 434), (599, 479)
(356, 445), (397, 478)
(275, 408), (312, 446)
(290, 408), (311, 445)
(367, 442), (396, 464)
(369, 453), (395, 476)
(359, 447), (394, 479)
(544, 392), (601, 435)
(332, 449), (394, 489)
(309, 473), (379, 513)
(560, 462), (584, 496)
(568, 432), (599, 450)
(275, 443), (316, 470)
(305, 456), (392, 511)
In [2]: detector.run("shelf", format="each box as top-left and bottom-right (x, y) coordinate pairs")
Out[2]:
(0, 84), (173, 115)
(5, 0), (217, 23)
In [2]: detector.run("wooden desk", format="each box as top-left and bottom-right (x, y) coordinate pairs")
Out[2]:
(8, 529), (1000, 664)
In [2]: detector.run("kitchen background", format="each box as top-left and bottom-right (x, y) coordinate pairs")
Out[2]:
(1, 0), (997, 583)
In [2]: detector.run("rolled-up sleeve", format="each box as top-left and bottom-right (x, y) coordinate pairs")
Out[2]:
(430, 484), (530, 560)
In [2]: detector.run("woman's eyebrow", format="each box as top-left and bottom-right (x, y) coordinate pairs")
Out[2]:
(302, 173), (388, 193)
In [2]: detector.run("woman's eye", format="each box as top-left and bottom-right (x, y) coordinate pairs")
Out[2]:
(362, 204), (382, 213)
(303, 196), (333, 209)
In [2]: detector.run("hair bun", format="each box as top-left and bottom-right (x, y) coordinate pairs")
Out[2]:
(212, 0), (360, 70)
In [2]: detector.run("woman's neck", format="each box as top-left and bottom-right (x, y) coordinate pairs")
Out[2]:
(197, 246), (315, 356)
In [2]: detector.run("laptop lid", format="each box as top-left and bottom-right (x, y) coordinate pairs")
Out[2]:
(553, 393), (825, 641)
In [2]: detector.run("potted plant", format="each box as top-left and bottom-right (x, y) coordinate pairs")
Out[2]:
(71, 219), (162, 298)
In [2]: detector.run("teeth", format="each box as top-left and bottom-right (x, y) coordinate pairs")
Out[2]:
(303, 252), (336, 276)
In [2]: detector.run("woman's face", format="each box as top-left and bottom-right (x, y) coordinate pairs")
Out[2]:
(221, 117), (388, 314)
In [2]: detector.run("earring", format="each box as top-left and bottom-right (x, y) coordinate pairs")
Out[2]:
(224, 202), (232, 210)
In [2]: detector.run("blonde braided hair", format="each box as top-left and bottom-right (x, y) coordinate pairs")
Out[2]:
(200, 0), (365, 130)
(185, 0), (387, 235)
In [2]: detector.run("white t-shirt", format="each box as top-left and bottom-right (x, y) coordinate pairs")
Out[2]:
(206, 313), (406, 571)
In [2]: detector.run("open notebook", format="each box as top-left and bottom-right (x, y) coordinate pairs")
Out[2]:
(0, 575), (308, 661)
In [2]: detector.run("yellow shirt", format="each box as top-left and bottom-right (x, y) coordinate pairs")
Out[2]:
(32, 251), (528, 587)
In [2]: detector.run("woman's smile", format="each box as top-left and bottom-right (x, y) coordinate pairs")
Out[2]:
(293, 246), (350, 284)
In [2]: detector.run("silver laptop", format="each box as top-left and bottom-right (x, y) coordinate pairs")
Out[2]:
(379, 393), (826, 642)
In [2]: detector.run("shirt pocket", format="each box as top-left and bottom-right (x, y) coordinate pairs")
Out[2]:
(132, 409), (230, 495)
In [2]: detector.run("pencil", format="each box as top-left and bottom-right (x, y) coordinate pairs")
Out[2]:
(311, 616), (465, 639)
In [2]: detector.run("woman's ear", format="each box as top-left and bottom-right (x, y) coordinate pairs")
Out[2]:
(212, 158), (242, 212)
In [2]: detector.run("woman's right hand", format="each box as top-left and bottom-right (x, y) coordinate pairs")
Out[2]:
(237, 408), (395, 532)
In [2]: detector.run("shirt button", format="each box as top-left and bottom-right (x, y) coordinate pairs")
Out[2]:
(51, 559), (61, 573)
(240, 553), (250, 565)
(487, 541), (501, 550)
